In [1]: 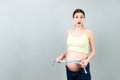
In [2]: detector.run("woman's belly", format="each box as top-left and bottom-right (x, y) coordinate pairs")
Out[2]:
(66, 50), (88, 71)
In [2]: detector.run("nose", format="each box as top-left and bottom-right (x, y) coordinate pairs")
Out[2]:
(78, 19), (81, 21)
(78, 18), (81, 20)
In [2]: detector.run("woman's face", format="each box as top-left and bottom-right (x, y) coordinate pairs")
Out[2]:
(73, 12), (85, 26)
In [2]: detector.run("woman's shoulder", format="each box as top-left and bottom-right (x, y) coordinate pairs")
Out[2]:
(67, 28), (74, 34)
(85, 28), (93, 33)
(85, 28), (94, 37)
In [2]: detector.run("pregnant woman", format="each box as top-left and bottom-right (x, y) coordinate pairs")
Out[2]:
(56, 9), (96, 80)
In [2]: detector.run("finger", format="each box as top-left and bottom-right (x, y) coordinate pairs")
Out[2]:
(81, 64), (86, 68)
(56, 60), (62, 63)
(81, 65), (85, 68)
(80, 61), (84, 65)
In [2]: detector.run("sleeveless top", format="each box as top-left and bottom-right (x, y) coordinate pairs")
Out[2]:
(67, 33), (89, 54)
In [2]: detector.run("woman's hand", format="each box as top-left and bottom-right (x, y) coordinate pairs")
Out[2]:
(56, 51), (67, 63)
(56, 55), (64, 63)
(80, 59), (89, 68)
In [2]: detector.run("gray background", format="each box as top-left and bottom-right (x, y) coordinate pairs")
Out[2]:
(0, 0), (120, 80)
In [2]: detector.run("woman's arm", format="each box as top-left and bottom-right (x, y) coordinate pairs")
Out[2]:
(56, 51), (67, 62)
(81, 29), (96, 68)
(56, 29), (70, 61)
(87, 29), (96, 62)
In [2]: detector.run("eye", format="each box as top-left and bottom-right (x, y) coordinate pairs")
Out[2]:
(75, 16), (78, 18)
(80, 16), (84, 18)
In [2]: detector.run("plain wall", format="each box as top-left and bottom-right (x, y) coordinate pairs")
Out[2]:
(0, 0), (120, 80)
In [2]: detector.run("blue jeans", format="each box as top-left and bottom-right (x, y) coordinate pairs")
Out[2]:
(66, 63), (91, 80)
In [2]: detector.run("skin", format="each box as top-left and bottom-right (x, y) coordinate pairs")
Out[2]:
(56, 12), (96, 71)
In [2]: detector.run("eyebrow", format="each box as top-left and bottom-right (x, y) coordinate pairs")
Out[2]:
(75, 15), (84, 17)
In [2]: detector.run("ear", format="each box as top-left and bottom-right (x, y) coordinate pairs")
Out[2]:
(73, 18), (76, 24)
(83, 18), (86, 23)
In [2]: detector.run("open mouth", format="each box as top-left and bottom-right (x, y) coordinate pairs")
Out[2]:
(77, 22), (81, 24)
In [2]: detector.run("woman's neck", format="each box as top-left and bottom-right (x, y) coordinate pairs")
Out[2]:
(75, 25), (84, 30)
